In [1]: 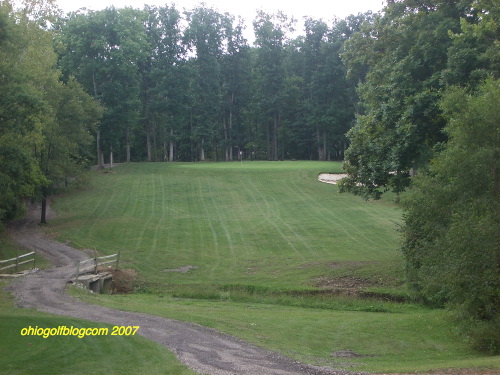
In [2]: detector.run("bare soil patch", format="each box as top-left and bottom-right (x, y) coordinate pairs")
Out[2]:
(314, 276), (377, 291)
(304, 261), (381, 294)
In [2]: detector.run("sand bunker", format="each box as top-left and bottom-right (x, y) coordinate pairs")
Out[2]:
(317, 173), (347, 185)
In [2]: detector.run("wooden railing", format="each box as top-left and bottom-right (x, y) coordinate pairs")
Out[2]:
(0, 252), (36, 273)
(75, 251), (120, 281)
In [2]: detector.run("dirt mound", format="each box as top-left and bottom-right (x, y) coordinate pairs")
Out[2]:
(97, 267), (136, 294)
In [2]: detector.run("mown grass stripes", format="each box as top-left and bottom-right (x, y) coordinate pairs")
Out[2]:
(50, 161), (401, 290)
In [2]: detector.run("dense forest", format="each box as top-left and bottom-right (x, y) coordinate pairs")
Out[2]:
(1, 0), (498, 353)
(55, 5), (362, 164)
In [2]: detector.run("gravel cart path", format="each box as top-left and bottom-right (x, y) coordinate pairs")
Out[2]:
(5, 205), (366, 375)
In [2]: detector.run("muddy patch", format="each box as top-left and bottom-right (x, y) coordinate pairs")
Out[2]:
(314, 275), (377, 291)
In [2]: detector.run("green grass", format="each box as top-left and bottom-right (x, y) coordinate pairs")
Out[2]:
(69, 287), (500, 373)
(0, 232), (50, 272)
(49, 161), (402, 295)
(44, 161), (499, 373)
(0, 281), (196, 375)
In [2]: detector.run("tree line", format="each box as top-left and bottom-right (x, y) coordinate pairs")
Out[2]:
(1, 0), (498, 352)
(55, 5), (365, 165)
(1, 0), (365, 225)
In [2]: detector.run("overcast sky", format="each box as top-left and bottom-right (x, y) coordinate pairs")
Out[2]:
(52, 0), (386, 43)
(55, 0), (386, 22)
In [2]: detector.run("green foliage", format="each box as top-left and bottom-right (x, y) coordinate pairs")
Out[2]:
(0, 2), (102, 226)
(253, 11), (295, 160)
(55, 4), (364, 163)
(58, 7), (147, 162)
(0, 3), (45, 222)
(442, 0), (500, 86)
(401, 79), (500, 353)
(340, 0), (500, 199)
(336, 0), (499, 354)
(183, 6), (231, 161)
(297, 17), (359, 161)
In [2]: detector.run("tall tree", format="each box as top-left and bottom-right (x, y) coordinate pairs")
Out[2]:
(184, 6), (230, 161)
(299, 18), (356, 161)
(37, 78), (102, 223)
(59, 7), (148, 164)
(0, 1), (45, 223)
(340, 0), (476, 199)
(302, 18), (329, 160)
(141, 4), (186, 162)
(0, 0), (102, 225)
(253, 11), (295, 160)
(221, 16), (250, 161)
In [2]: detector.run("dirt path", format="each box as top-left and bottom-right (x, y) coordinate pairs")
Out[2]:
(5, 204), (365, 375)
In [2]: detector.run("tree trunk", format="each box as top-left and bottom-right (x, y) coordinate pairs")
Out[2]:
(99, 150), (104, 168)
(126, 127), (131, 163)
(224, 118), (229, 161)
(317, 128), (323, 160)
(229, 93), (234, 161)
(96, 130), (104, 170)
(214, 140), (218, 162)
(273, 112), (278, 161)
(323, 130), (327, 161)
(200, 137), (205, 161)
(92, 68), (98, 97)
(40, 186), (48, 224)
(169, 128), (174, 162)
(266, 122), (271, 160)
(152, 116), (158, 162)
(146, 129), (151, 162)
(110, 146), (113, 169)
